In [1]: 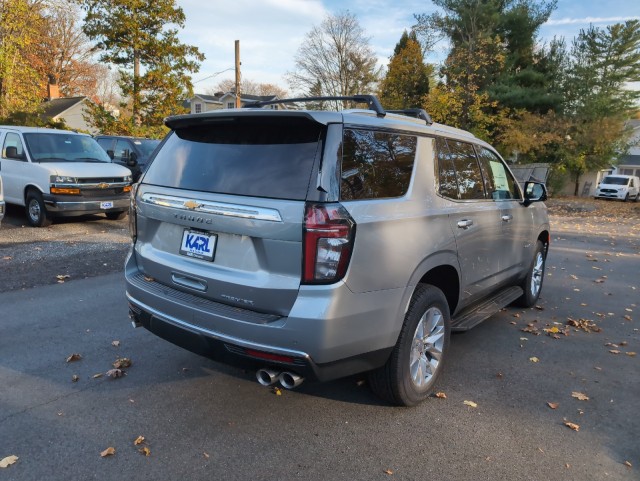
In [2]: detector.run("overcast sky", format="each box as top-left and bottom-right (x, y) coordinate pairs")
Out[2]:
(177, 0), (640, 94)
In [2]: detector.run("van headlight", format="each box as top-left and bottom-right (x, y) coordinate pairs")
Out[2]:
(50, 175), (77, 184)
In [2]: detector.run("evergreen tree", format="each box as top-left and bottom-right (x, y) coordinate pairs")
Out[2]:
(379, 31), (431, 110)
(79, 0), (204, 126)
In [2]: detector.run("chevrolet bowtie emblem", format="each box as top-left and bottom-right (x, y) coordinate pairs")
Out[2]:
(183, 200), (201, 210)
(97, 183), (109, 189)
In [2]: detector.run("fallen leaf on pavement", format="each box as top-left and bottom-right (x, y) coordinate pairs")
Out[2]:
(72, 374), (79, 382)
(112, 358), (131, 369)
(0, 456), (18, 468)
(626, 352), (637, 357)
(529, 357), (540, 363)
(203, 452), (210, 459)
(567, 318), (601, 333)
(111, 340), (120, 347)
(66, 353), (82, 363)
(609, 350), (621, 355)
(383, 469), (394, 475)
(624, 461), (632, 468)
(134, 436), (145, 446)
(564, 421), (580, 431)
(273, 387), (282, 396)
(435, 392), (447, 399)
(139, 447), (151, 456)
(56, 274), (70, 283)
(106, 368), (125, 378)
(100, 447), (115, 457)
(572, 392), (589, 401)
(547, 402), (559, 409)
(92, 373), (103, 379)
(463, 400), (478, 408)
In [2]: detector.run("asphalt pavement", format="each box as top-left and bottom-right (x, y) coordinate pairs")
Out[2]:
(0, 202), (638, 480)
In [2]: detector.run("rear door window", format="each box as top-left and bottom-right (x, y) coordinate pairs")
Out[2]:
(340, 128), (417, 200)
(142, 116), (325, 200)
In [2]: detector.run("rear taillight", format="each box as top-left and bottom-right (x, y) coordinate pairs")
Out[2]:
(303, 203), (356, 284)
(129, 183), (139, 242)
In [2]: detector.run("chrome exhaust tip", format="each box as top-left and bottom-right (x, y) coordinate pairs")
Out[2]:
(278, 371), (304, 389)
(256, 369), (280, 386)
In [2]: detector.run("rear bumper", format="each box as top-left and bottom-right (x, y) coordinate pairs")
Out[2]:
(124, 252), (402, 382)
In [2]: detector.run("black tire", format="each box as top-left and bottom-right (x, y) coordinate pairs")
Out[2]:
(624, 193), (630, 202)
(25, 190), (52, 227)
(514, 240), (546, 307)
(105, 211), (127, 221)
(368, 284), (451, 406)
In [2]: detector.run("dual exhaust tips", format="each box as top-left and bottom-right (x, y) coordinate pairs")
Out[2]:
(256, 369), (304, 389)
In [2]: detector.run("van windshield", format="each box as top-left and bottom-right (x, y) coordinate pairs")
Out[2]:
(142, 116), (325, 200)
(24, 133), (111, 163)
(601, 176), (629, 185)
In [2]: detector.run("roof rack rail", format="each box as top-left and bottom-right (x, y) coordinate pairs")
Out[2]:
(243, 95), (434, 125)
(387, 109), (433, 125)
(243, 95), (386, 118)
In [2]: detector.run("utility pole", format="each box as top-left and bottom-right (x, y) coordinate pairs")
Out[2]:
(235, 40), (241, 108)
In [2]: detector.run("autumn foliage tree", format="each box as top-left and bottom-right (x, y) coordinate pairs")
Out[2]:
(79, 0), (204, 126)
(378, 31), (431, 110)
(0, 0), (46, 117)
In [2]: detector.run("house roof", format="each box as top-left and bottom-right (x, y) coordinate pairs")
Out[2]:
(193, 94), (223, 103)
(618, 154), (640, 166)
(40, 96), (87, 119)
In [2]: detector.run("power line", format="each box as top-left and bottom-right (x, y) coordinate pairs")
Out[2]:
(194, 67), (235, 84)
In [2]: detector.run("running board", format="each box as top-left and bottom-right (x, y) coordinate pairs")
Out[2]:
(451, 286), (523, 332)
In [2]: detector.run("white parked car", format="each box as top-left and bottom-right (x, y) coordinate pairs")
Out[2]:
(594, 174), (640, 202)
(0, 126), (132, 227)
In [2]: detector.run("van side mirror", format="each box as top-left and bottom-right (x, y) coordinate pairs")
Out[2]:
(5, 146), (22, 159)
(523, 181), (547, 207)
(127, 151), (138, 167)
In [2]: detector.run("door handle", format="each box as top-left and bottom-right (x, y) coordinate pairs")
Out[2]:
(501, 215), (513, 222)
(457, 219), (473, 229)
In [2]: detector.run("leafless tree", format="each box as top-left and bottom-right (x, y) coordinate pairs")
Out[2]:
(209, 78), (289, 98)
(286, 11), (381, 108)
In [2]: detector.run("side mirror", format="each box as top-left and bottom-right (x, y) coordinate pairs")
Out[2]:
(127, 151), (138, 167)
(523, 181), (547, 207)
(5, 146), (22, 159)
(106, 149), (115, 160)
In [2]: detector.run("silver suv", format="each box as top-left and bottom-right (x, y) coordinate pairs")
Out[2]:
(125, 95), (549, 406)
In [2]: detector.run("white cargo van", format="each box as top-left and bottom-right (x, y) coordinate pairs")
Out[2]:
(0, 126), (132, 226)
(594, 174), (640, 202)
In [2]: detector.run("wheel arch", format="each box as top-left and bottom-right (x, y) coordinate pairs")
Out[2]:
(403, 251), (461, 319)
(24, 184), (45, 204)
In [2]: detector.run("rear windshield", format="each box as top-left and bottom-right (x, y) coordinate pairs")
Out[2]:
(601, 176), (629, 185)
(142, 116), (324, 200)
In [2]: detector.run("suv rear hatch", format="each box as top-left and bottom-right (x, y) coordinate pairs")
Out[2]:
(133, 113), (328, 316)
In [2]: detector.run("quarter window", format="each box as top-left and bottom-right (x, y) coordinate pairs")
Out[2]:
(340, 129), (417, 200)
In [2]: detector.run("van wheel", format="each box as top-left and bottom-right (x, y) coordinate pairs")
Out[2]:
(514, 240), (546, 307)
(624, 193), (630, 202)
(105, 211), (127, 220)
(26, 191), (52, 227)
(368, 285), (450, 406)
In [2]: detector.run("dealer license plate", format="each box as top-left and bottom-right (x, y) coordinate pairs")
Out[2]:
(179, 230), (217, 261)
(100, 201), (114, 209)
